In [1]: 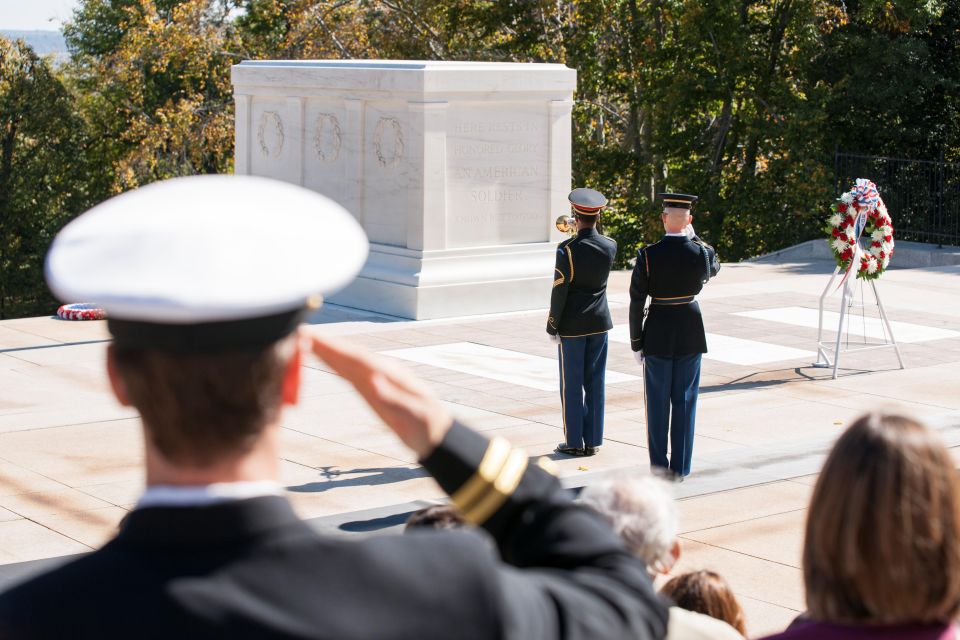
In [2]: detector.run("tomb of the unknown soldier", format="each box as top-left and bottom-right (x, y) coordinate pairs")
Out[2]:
(3, 7), (960, 636)
(232, 60), (577, 319)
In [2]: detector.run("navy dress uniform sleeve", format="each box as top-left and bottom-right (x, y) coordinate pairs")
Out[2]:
(628, 249), (650, 353)
(421, 422), (669, 639)
(0, 421), (669, 640)
(546, 240), (574, 335)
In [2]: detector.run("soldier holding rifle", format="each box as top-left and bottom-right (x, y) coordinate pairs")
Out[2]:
(629, 193), (720, 479)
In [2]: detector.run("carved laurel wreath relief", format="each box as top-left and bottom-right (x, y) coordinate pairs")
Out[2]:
(373, 116), (404, 169)
(313, 113), (342, 162)
(257, 111), (284, 158)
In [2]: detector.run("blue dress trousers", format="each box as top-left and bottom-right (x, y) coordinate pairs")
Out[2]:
(558, 333), (608, 449)
(629, 234), (720, 476)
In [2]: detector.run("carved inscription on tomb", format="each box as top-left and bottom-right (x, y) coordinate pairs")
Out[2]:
(446, 109), (548, 247)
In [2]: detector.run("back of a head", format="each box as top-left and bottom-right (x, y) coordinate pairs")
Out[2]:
(45, 175), (369, 469)
(579, 473), (677, 572)
(112, 339), (295, 467)
(804, 412), (960, 624)
(661, 570), (746, 635)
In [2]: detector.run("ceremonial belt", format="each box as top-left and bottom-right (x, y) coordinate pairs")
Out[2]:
(650, 295), (695, 305)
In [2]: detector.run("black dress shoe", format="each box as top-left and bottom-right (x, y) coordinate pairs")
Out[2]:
(554, 443), (585, 456)
(583, 446), (599, 456)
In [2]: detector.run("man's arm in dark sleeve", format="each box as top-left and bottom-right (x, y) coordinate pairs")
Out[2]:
(421, 423), (669, 640)
(629, 249), (649, 352)
(546, 242), (572, 335)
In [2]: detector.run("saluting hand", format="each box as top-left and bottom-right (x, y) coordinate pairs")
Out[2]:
(305, 329), (453, 458)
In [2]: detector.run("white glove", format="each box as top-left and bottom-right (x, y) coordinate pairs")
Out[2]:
(683, 223), (696, 239)
(548, 334), (560, 344)
(634, 351), (644, 366)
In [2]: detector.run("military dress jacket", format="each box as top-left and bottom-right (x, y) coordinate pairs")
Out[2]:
(546, 228), (617, 338)
(0, 422), (668, 640)
(629, 235), (720, 357)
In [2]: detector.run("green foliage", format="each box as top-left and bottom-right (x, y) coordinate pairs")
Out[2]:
(3, 0), (960, 317)
(0, 37), (108, 318)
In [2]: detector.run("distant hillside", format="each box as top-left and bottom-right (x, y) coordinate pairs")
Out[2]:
(1, 30), (68, 63)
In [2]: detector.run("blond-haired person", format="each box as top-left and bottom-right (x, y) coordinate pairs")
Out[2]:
(761, 413), (960, 640)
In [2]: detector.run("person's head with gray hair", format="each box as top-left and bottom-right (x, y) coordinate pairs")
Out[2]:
(579, 472), (680, 575)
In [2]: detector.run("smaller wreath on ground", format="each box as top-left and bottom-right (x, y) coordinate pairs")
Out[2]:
(825, 178), (895, 280)
(57, 303), (106, 321)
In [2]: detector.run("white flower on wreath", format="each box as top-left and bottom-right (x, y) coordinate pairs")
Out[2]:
(829, 213), (843, 228)
(870, 246), (882, 257)
(867, 257), (879, 274)
(871, 229), (885, 242)
(832, 238), (848, 253)
(882, 256), (891, 269)
(841, 192), (854, 204)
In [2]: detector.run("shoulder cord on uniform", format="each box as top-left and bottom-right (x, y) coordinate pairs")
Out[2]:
(693, 239), (711, 285)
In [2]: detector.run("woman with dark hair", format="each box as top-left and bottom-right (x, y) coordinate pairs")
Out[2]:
(762, 413), (960, 639)
(661, 570), (746, 636)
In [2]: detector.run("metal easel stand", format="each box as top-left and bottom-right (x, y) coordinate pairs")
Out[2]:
(814, 266), (906, 380)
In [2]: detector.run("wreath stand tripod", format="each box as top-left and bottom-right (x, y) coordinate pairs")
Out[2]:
(813, 263), (905, 379)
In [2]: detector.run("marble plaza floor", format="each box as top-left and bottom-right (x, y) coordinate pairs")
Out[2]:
(2, 255), (960, 637)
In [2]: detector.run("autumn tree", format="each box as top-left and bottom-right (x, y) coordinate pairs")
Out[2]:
(64, 0), (239, 190)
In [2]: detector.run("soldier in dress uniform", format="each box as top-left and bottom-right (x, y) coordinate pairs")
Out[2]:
(0, 175), (668, 640)
(547, 188), (617, 457)
(629, 193), (720, 479)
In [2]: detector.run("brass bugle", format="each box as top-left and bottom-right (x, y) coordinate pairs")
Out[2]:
(555, 215), (576, 235)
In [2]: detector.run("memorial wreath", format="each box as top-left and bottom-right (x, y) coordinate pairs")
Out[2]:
(825, 178), (894, 281)
(57, 303), (106, 321)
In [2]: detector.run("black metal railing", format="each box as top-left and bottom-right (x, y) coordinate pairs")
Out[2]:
(835, 151), (960, 247)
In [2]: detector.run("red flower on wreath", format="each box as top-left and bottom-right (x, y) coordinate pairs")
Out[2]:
(838, 203), (848, 213)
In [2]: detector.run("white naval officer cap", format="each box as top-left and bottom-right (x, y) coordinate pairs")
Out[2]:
(45, 174), (369, 352)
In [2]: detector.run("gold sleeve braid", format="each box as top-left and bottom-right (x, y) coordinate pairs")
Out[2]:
(450, 437), (530, 525)
(553, 268), (564, 288)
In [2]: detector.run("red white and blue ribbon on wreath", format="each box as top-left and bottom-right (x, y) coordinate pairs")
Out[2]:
(826, 178), (895, 291)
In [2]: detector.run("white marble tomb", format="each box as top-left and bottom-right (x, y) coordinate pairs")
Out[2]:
(231, 60), (578, 319)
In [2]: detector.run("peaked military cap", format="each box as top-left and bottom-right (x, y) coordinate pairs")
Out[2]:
(568, 188), (608, 215)
(658, 193), (699, 210)
(45, 175), (369, 352)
